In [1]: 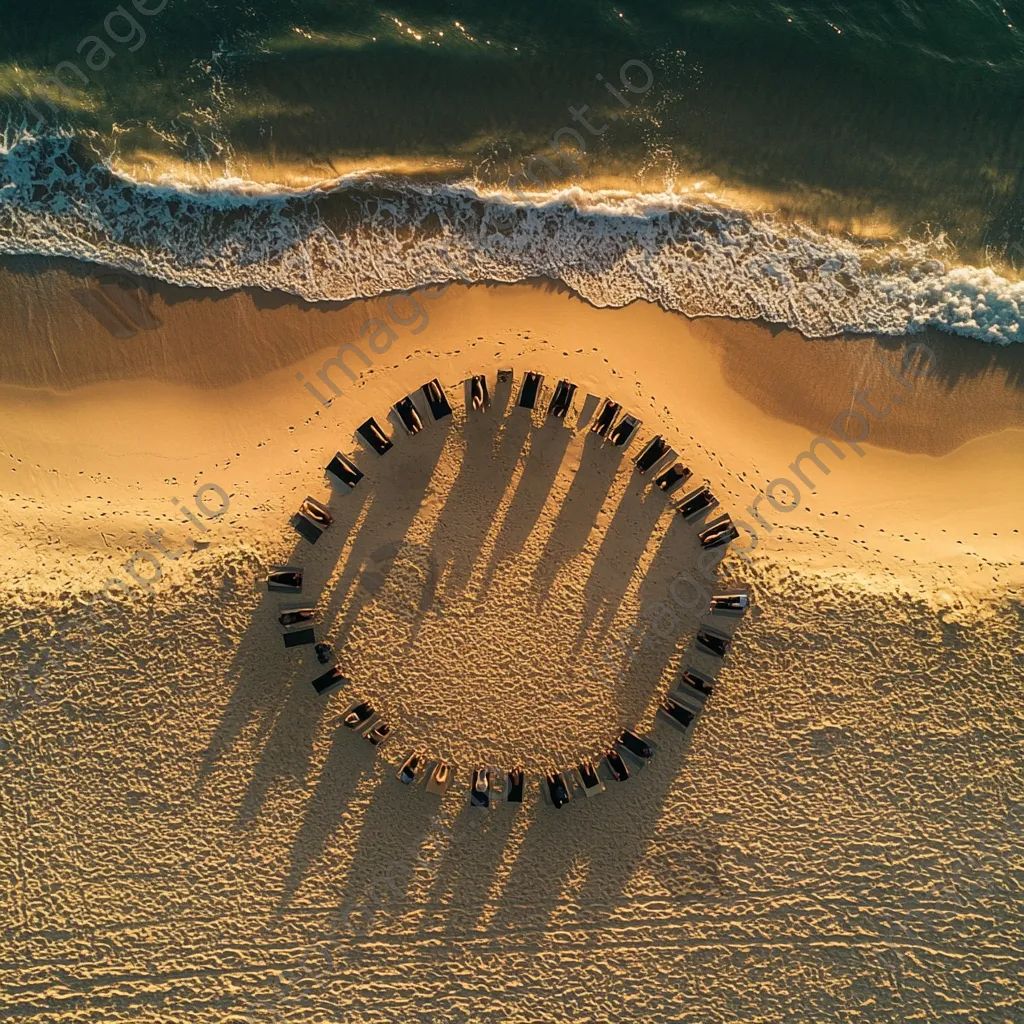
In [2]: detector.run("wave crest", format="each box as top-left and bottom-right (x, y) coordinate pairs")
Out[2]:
(1, 130), (1022, 343)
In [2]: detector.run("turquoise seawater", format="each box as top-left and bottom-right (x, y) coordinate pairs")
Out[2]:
(3, 1), (1024, 340)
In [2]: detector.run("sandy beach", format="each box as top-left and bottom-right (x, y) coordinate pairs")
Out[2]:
(1, 258), (1022, 1022)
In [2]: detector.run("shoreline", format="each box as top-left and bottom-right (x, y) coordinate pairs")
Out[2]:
(2, 254), (1023, 450)
(5, 140), (1024, 343)
(1, 254), (1021, 606)
(5, 127), (1015, 277)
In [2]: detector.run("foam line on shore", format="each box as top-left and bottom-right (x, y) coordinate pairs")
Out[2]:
(2, 129), (1023, 344)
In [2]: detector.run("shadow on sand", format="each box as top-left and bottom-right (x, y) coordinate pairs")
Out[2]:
(197, 375), (741, 940)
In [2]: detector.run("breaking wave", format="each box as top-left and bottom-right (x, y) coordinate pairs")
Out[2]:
(2, 129), (1022, 343)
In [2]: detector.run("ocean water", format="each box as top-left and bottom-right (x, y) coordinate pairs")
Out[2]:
(2, 0), (1024, 341)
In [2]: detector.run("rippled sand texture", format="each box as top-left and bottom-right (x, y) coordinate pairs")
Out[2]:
(3, 551), (1021, 1023)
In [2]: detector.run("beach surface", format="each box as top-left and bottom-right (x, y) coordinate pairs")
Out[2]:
(1, 260), (1022, 1022)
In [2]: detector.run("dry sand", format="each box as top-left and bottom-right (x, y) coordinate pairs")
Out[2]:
(1, 259), (1022, 1023)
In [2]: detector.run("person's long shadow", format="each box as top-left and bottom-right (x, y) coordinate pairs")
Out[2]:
(478, 413), (574, 588)
(275, 720), (383, 911)
(319, 417), (451, 649)
(317, 761), (467, 938)
(573, 468), (671, 646)
(532, 430), (623, 599)
(621, 507), (740, 706)
(483, 735), (719, 939)
(415, 801), (521, 936)
(487, 511), (729, 936)
(196, 480), (370, 804)
(281, 761), (520, 938)
(570, 727), (727, 925)
(423, 380), (528, 601)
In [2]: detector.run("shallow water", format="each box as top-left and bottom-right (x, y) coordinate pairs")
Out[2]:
(3, 0), (1024, 339)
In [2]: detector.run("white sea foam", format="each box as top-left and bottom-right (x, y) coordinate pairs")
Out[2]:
(2, 129), (1022, 343)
